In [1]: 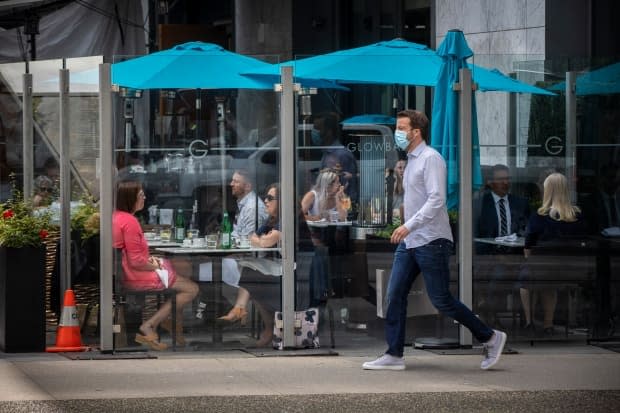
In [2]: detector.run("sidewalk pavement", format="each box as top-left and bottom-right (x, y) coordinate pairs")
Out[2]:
(1, 342), (619, 412)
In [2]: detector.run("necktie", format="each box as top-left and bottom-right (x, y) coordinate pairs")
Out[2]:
(499, 198), (508, 236)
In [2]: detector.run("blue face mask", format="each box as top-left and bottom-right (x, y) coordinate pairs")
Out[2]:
(394, 130), (409, 151)
(311, 129), (322, 145)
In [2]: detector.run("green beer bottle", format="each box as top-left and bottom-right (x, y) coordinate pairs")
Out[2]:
(221, 212), (232, 249)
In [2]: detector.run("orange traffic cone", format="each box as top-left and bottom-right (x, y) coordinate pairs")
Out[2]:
(46, 289), (89, 352)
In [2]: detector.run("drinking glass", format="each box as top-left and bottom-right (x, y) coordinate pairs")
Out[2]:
(206, 234), (218, 249)
(341, 195), (351, 211)
(239, 235), (251, 248)
(329, 210), (339, 222)
(160, 227), (172, 242)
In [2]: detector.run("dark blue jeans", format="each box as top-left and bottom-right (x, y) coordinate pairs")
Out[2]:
(385, 239), (494, 357)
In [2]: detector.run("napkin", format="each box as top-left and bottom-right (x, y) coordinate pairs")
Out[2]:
(494, 233), (518, 242)
(601, 226), (620, 237)
(155, 268), (169, 288)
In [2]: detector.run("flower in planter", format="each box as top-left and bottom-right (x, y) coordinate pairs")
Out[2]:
(0, 180), (54, 248)
(71, 195), (100, 242)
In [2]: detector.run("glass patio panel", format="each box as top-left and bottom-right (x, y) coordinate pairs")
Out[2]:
(109, 60), (282, 350)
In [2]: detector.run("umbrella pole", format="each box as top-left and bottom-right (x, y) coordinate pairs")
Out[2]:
(457, 67), (474, 348)
(22, 68), (33, 199)
(565, 72), (577, 203)
(195, 89), (202, 143)
(216, 96), (227, 211)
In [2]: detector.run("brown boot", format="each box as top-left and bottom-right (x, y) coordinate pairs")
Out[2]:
(160, 318), (186, 346)
(217, 306), (248, 325)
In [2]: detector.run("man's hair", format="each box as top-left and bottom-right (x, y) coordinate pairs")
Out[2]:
(34, 175), (54, 191)
(43, 156), (58, 170)
(234, 168), (255, 188)
(116, 180), (141, 213)
(490, 164), (510, 179)
(397, 110), (429, 143)
(314, 112), (341, 142)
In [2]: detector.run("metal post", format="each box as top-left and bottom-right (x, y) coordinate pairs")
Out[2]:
(22, 69), (33, 199)
(216, 96), (227, 209)
(457, 67), (473, 347)
(279, 66), (295, 348)
(415, 86), (425, 113)
(507, 92), (518, 167)
(59, 64), (71, 297)
(565, 71), (577, 202)
(99, 63), (114, 352)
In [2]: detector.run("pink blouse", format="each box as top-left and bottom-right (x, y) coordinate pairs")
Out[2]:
(112, 211), (177, 290)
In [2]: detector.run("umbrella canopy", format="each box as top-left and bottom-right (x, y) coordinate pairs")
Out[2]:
(342, 114), (396, 125)
(244, 38), (554, 95)
(112, 41), (276, 89)
(111, 41), (345, 90)
(549, 61), (620, 95)
(430, 30), (483, 210)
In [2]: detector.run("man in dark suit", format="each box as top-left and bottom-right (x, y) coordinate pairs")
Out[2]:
(476, 164), (531, 244)
(474, 164), (531, 328)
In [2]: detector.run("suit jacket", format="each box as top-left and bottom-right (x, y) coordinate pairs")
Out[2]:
(475, 191), (531, 254)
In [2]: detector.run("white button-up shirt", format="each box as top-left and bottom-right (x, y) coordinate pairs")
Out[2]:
(233, 191), (268, 237)
(402, 141), (453, 248)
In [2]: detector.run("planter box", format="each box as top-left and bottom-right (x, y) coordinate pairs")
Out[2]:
(0, 246), (46, 352)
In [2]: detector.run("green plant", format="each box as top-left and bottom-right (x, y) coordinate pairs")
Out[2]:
(375, 223), (397, 239)
(0, 180), (54, 248)
(448, 209), (458, 224)
(71, 195), (100, 241)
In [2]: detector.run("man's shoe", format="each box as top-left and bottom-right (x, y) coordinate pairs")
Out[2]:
(362, 354), (405, 371)
(481, 329), (507, 370)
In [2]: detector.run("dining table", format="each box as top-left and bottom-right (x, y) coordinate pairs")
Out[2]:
(474, 236), (525, 248)
(154, 245), (279, 346)
(146, 240), (182, 248)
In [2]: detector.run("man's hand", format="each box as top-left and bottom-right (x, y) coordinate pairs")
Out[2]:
(390, 225), (410, 244)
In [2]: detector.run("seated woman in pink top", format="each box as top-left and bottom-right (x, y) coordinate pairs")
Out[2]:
(113, 180), (198, 350)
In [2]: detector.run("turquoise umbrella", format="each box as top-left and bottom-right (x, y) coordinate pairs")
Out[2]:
(430, 30), (482, 210)
(111, 41), (345, 90)
(243, 38), (554, 94)
(342, 114), (396, 125)
(111, 42), (275, 89)
(549, 61), (620, 95)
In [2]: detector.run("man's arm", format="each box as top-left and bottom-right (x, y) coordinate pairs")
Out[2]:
(391, 154), (447, 244)
(404, 154), (447, 232)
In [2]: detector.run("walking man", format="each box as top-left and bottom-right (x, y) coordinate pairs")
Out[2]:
(363, 110), (507, 371)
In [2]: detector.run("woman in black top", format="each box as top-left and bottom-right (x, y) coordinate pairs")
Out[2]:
(520, 173), (586, 336)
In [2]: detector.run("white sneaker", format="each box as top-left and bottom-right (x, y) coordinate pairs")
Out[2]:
(362, 354), (405, 370)
(481, 329), (507, 370)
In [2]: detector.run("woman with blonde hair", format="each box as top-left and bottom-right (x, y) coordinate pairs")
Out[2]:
(301, 168), (347, 222)
(301, 169), (348, 306)
(519, 172), (586, 336)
